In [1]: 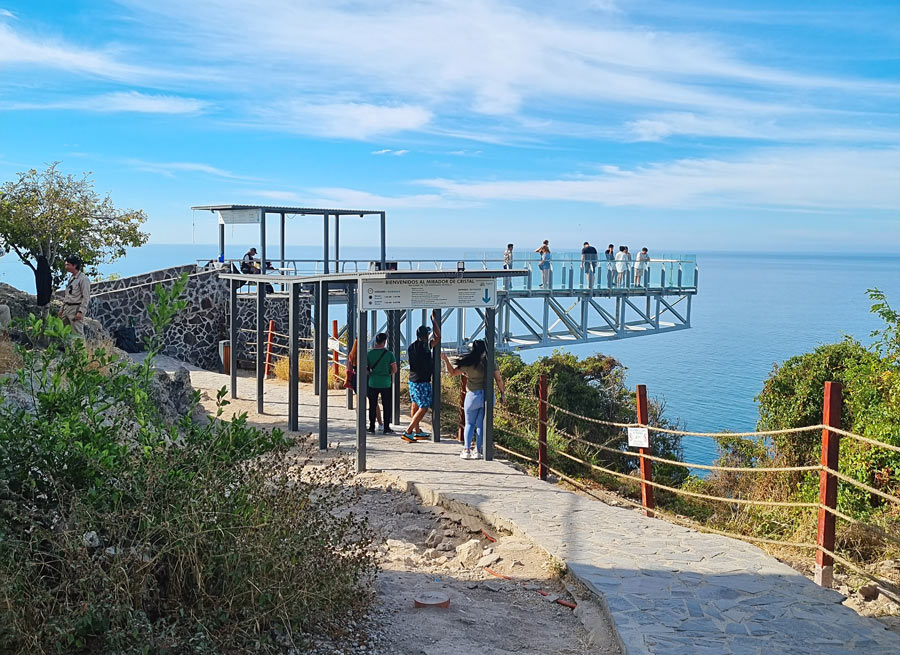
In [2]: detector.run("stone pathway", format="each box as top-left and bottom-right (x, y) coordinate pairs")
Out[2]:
(150, 357), (900, 655)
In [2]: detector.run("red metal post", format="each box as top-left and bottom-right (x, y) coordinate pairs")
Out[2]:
(457, 377), (467, 442)
(538, 374), (548, 481)
(816, 381), (842, 588)
(636, 384), (655, 517)
(264, 319), (276, 377)
(332, 319), (340, 378)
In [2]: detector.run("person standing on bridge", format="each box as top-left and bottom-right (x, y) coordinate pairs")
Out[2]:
(402, 320), (441, 443)
(441, 340), (506, 460)
(502, 243), (514, 290)
(634, 247), (650, 286)
(605, 244), (615, 288)
(366, 332), (398, 435)
(615, 245), (629, 287)
(536, 242), (552, 289)
(581, 241), (598, 289)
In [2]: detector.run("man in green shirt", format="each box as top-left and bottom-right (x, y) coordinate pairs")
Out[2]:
(366, 332), (398, 434)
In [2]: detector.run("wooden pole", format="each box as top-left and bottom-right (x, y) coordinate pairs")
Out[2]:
(264, 319), (276, 377)
(332, 319), (339, 378)
(816, 381), (842, 588)
(636, 384), (655, 517)
(538, 374), (548, 481)
(457, 377), (467, 442)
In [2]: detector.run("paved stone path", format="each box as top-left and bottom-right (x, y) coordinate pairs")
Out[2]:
(151, 357), (900, 655)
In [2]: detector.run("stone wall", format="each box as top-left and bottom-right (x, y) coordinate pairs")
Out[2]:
(87, 264), (311, 371)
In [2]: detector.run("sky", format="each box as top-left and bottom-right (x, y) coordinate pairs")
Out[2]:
(0, 0), (898, 252)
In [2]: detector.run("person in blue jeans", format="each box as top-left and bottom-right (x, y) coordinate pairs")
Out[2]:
(441, 340), (506, 460)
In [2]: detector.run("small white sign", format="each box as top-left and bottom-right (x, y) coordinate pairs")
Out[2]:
(360, 278), (497, 311)
(627, 427), (650, 448)
(217, 208), (260, 225)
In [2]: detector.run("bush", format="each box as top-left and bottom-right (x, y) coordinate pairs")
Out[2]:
(272, 352), (343, 388)
(0, 316), (377, 653)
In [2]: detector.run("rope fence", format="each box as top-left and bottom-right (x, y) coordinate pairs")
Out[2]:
(478, 378), (899, 597)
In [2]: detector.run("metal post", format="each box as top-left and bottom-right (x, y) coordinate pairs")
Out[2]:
(323, 214), (330, 275)
(371, 310), (377, 344)
(288, 282), (300, 431)
(332, 319), (340, 378)
(636, 384), (654, 517)
(347, 285), (356, 409)
(484, 307), (496, 461)
(229, 278), (238, 398)
(538, 373), (548, 480)
(816, 382), (842, 588)
(280, 212), (285, 272)
(334, 214), (340, 272)
(259, 209), (266, 273)
(318, 281), (329, 450)
(432, 308), (442, 442)
(356, 308), (368, 472)
(391, 310), (401, 424)
(379, 212), (386, 267)
(218, 222), (225, 262)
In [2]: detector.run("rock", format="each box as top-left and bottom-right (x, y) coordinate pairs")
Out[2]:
(385, 539), (409, 549)
(523, 583), (540, 591)
(394, 500), (417, 514)
(443, 529), (456, 537)
(423, 548), (441, 560)
(542, 593), (560, 603)
(147, 366), (203, 425)
(425, 529), (442, 548)
(435, 556), (448, 565)
(401, 525), (424, 541)
(482, 547), (493, 556)
(483, 581), (502, 592)
(0, 304), (10, 330)
(456, 539), (482, 567)
(82, 531), (100, 548)
(858, 584), (880, 601)
(477, 553), (501, 568)
(0, 283), (41, 323)
(437, 542), (455, 552)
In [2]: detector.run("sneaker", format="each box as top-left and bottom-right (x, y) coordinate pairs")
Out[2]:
(471, 451), (483, 460)
(459, 448), (471, 459)
(377, 423), (385, 432)
(383, 428), (396, 435)
(414, 430), (431, 438)
(366, 427), (375, 434)
(414, 434), (430, 441)
(400, 432), (416, 443)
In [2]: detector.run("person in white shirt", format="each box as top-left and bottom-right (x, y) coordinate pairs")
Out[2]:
(614, 246), (628, 288)
(634, 247), (650, 286)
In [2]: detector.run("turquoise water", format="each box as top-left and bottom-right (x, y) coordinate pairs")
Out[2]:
(3, 245), (898, 465)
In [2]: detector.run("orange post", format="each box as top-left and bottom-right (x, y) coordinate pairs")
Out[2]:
(636, 384), (654, 517)
(264, 319), (276, 377)
(538, 374), (548, 481)
(332, 319), (339, 377)
(457, 377), (467, 442)
(816, 381), (842, 588)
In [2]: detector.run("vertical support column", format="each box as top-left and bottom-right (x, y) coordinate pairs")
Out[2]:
(538, 373), (548, 481)
(636, 384), (654, 517)
(816, 381), (842, 588)
(484, 306), (496, 461)
(432, 308), (442, 443)
(356, 308), (368, 472)
(218, 222), (226, 262)
(334, 214), (340, 272)
(259, 209), (267, 272)
(288, 282), (300, 431)
(347, 285), (356, 409)
(318, 281), (329, 450)
(391, 310), (401, 424)
(379, 212), (386, 268)
(323, 214), (330, 274)
(457, 377), (467, 442)
(256, 210), (267, 415)
(229, 278), (238, 398)
(280, 212), (285, 271)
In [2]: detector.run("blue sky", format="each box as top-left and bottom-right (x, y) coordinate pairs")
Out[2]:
(0, 0), (898, 252)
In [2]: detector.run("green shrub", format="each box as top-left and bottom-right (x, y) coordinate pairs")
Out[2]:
(0, 314), (377, 653)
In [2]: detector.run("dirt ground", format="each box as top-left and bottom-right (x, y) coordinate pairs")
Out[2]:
(195, 383), (621, 655)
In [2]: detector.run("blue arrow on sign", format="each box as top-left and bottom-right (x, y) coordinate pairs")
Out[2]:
(482, 289), (491, 303)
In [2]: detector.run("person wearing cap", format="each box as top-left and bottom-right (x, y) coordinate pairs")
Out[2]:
(57, 254), (89, 338)
(403, 318), (441, 442)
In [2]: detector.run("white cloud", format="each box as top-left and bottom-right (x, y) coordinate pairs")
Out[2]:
(415, 147), (900, 210)
(255, 101), (431, 139)
(251, 190), (302, 201)
(4, 91), (207, 114)
(125, 159), (256, 180)
(372, 148), (409, 156)
(0, 9), (16, 19)
(309, 187), (475, 210)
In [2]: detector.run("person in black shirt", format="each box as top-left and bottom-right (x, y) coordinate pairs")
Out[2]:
(403, 320), (440, 441)
(581, 241), (599, 289)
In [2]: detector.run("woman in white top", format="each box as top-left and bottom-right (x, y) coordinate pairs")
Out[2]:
(634, 247), (650, 286)
(614, 245), (628, 287)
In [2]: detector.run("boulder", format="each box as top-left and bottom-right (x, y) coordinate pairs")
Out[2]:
(0, 305), (10, 330)
(425, 529), (443, 548)
(476, 552), (501, 568)
(456, 539), (482, 567)
(147, 366), (204, 425)
(0, 282), (41, 322)
(858, 584), (880, 601)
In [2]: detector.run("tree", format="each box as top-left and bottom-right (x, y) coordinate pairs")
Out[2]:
(0, 163), (149, 291)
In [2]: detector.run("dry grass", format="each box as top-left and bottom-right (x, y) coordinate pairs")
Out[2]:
(0, 333), (21, 375)
(273, 353), (343, 389)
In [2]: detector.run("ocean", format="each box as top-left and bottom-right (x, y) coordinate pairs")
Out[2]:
(3, 244), (898, 466)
